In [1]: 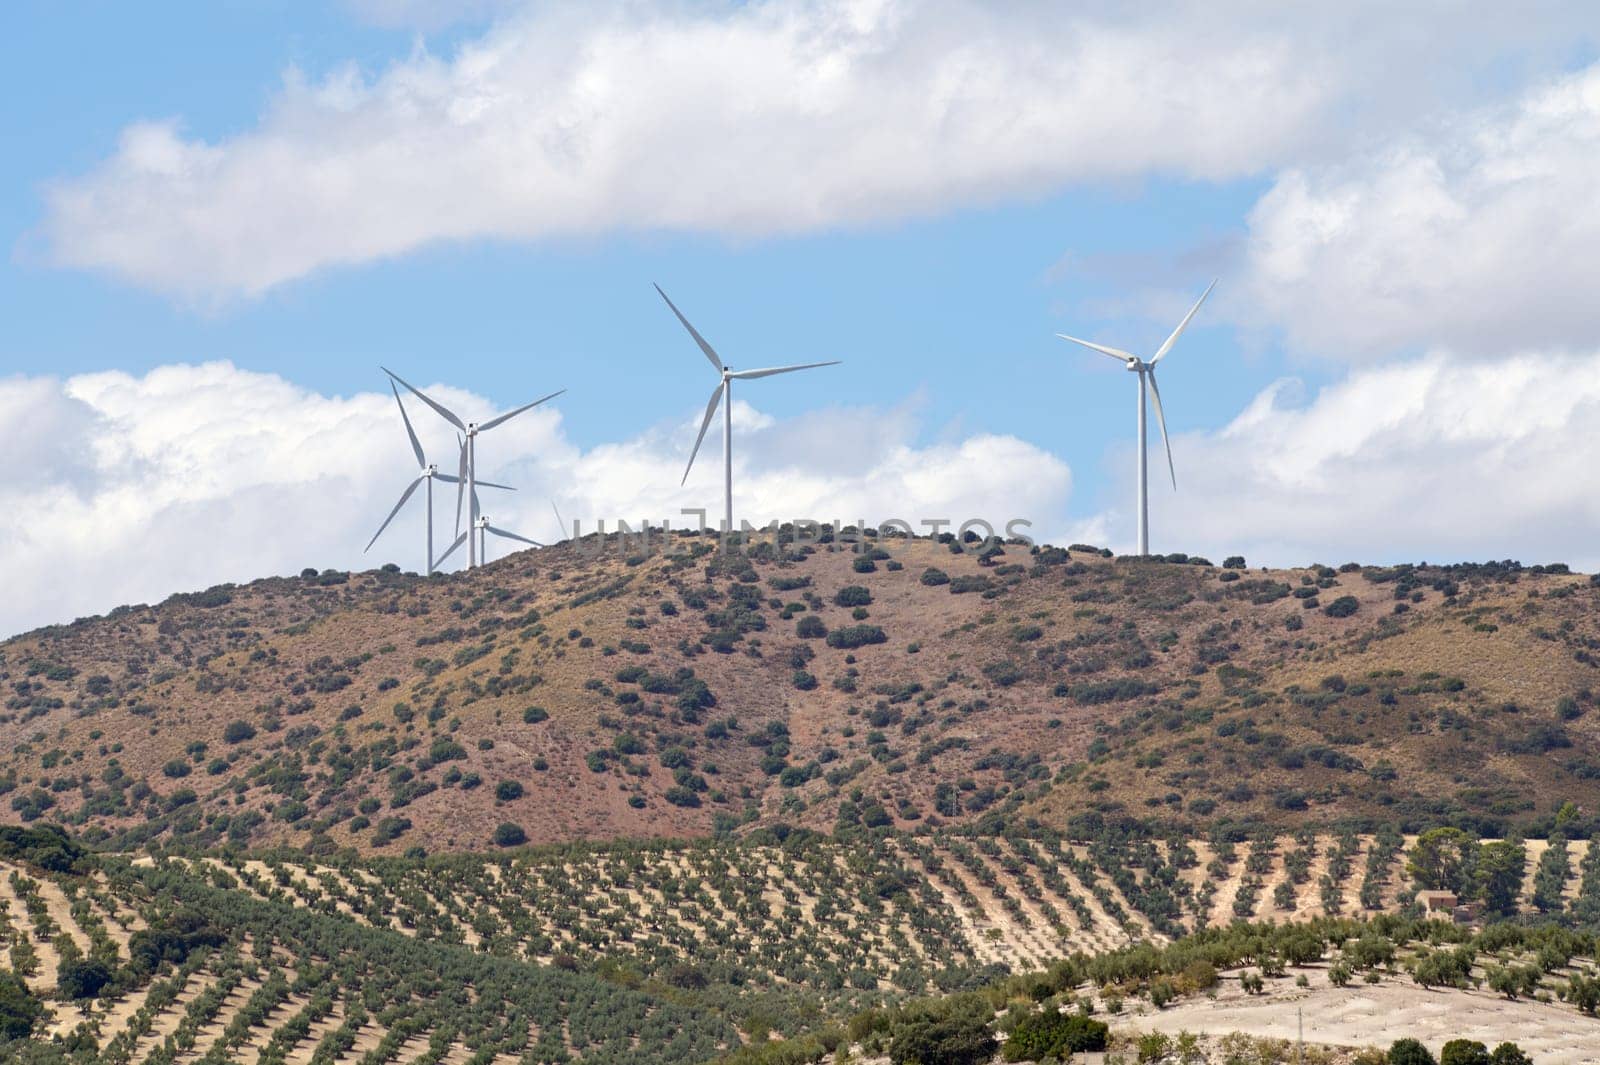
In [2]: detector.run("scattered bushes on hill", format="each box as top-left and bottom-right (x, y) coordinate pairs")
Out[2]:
(889, 994), (995, 1065)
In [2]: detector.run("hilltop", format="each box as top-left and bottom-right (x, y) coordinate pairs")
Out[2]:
(2, 529), (1599, 854)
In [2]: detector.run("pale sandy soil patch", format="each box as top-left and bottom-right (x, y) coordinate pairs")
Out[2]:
(1124, 977), (1600, 1065)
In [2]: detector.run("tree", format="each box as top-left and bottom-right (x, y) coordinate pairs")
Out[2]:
(1440, 1040), (1490, 1065)
(1474, 839), (1524, 915)
(890, 996), (995, 1065)
(1389, 1039), (1437, 1065)
(1489, 1044), (1532, 1065)
(0, 971), (41, 1041)
(1408, 828), (1477, 893)
(56, 958), (111, 1001)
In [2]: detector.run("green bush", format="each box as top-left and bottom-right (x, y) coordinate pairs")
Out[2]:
(523, 706), (549, 723)
(492, 822), (527, 847)
(495, 780), (524, 801)
(920, 568), (950, 586)
(827, 625), (888, 649)
(1001, 1011), (1108, 1061)
(797, 616), (828, 639)
(1323, 595), (1360, 618)
(834, 586), (873, 607)
(222, 720), (256, 744)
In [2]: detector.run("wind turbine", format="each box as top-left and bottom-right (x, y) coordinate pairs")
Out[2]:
(381, 367), (563, 570)
(435, 514), (542, 568)
(1057, 280), (1216, 557)
(364, 383), (513, 574)
(654, 284), (840, 532)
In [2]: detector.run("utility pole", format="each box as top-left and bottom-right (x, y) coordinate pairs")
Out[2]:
(1296, 1006), (1303, 1065)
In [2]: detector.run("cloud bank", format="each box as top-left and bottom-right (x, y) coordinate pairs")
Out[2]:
(37, 1), (1593, 301)
(1240, 63), (1600, 360)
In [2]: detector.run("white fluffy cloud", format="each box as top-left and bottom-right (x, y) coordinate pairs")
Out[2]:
(1145, 350), (1600, 569)
(37, 1), (1592, 300)
(0, 363), (1073, 637)
(1240, 62), (1600, 359)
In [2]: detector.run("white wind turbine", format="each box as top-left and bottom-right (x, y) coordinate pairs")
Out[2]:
(382, 367), (563, 570)
(364, 383), (515, 574)
(1057, 280), (1217, 557)
(433, 513), (542, 569)
(654, 283), (840, 532)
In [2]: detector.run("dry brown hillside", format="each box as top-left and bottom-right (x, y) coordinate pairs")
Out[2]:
(2, 529), (1597, 853)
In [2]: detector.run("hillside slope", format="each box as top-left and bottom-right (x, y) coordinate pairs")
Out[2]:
(2, 529), (1597, 853)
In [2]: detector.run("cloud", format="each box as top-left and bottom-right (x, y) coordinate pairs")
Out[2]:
(37, 1), (1594, 301)
(1144, 349), (1600, 569)
(1239, 62), (1600, 360)
(0, 362), (1074, 638)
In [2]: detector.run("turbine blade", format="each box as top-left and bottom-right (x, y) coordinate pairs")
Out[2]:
(654, 284), (724, 372)
(487, 525), (543, 547)
(1150, 279), (1218, 365)
(364, 477), (423, 553)
(391, 382), (426, 468)
(1146, 369), (1177, 490)
(1055, 334), (1137, 363)
(383, 367), (466, 432)
(474, 478), (515, 491)
(551, 500), (567, 541)
(478, 389), (566, 433)
(729, 360), (842, 380)
(682, 382), (724, 485)
(434, 530), (468, 569)
(454, 436), (467, 535)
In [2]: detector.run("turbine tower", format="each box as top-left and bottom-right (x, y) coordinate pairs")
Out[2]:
(382, 367), (563, 570)
(654, 283), (840, 532)
(1057, 280), (1216, 556)
(365, 382), (512, 574)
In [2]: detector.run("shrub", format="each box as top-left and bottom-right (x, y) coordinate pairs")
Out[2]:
(162, 760), (191, 779)
(827, 625), (888, 649)
(921, 567), (950, 586)
(429, 739), (467, 763)
(834, 586), (873, 607)
(1324, 595), (1360, 618)
(522, 706), (549, 723)
(1001, 1012), (1108, 1061)
(495, 780), (524, 802)
(222, 720), (256, 744)
(797, 616), (828, 639)
(492, 822), (527, 847)
(792, 670), (818, 691)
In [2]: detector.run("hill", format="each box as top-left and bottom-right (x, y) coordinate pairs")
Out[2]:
(2, 529), (1599, 854)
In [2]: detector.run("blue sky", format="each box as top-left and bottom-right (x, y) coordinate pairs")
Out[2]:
(4, 2), (1600, 634)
